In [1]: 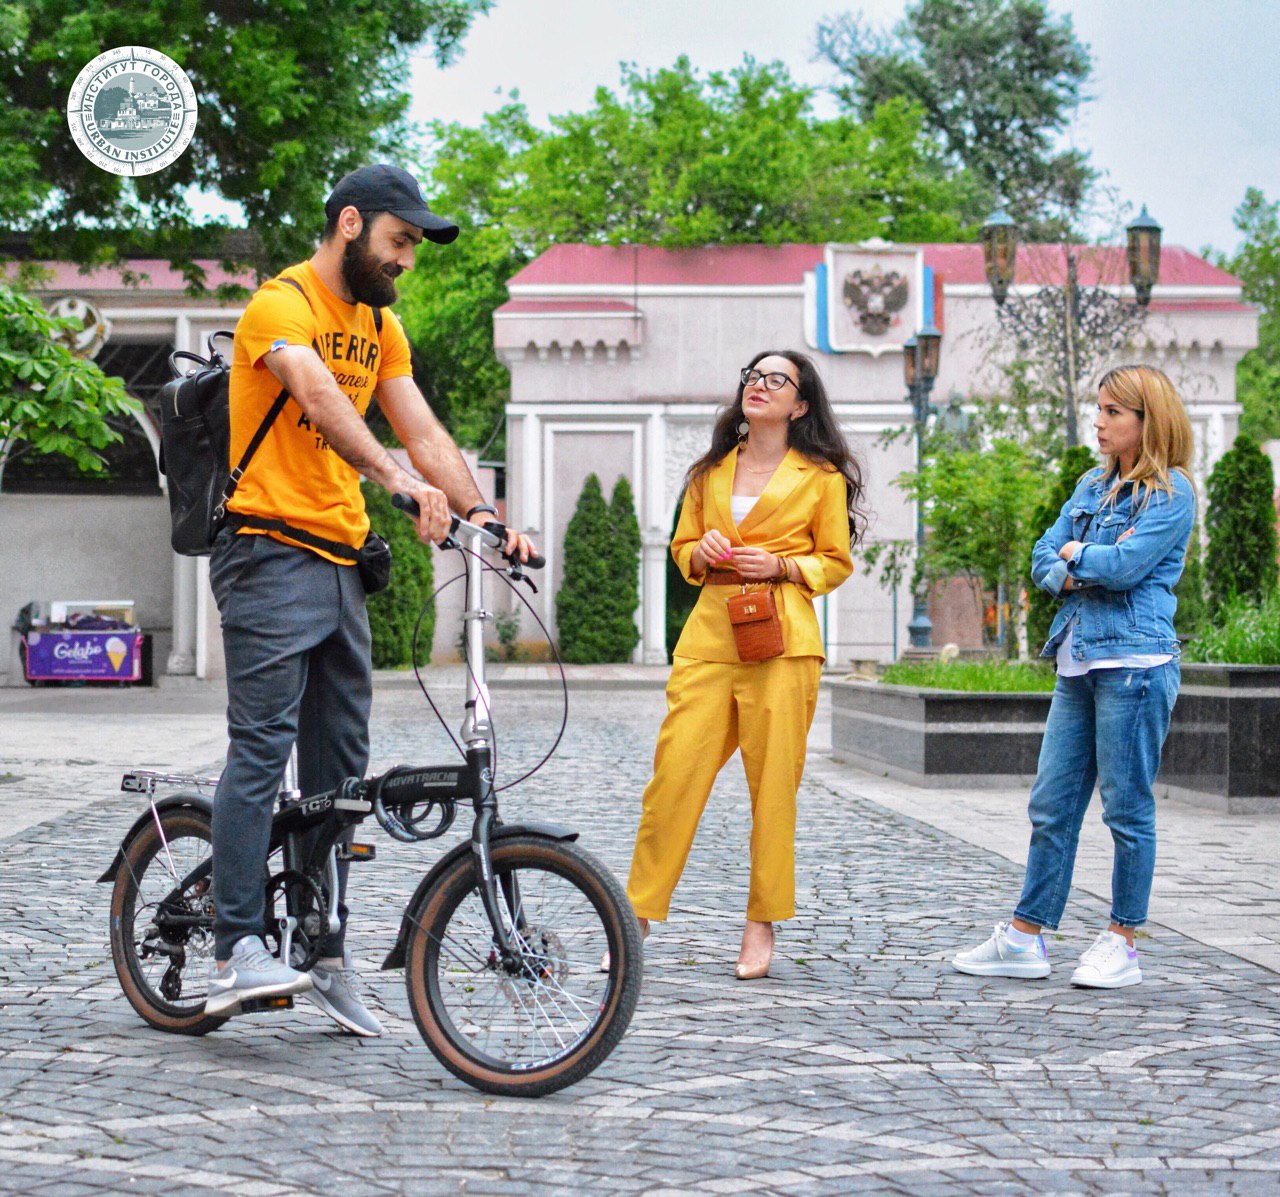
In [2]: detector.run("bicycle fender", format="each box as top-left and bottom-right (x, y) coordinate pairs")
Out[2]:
(380, 821), (579, 971)
(97, 792), (215, 883)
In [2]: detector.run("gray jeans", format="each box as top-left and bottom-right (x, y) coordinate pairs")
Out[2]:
(209, 530), (372, 961)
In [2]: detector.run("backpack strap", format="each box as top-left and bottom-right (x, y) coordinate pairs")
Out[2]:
(213, 274), (376, 562)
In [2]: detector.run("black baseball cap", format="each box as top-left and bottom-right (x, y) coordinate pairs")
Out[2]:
(325, 164), (459, 244)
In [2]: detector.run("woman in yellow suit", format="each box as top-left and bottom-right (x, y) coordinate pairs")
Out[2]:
(624, 350), (864, 979)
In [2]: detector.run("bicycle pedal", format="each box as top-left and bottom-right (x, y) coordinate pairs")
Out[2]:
(238, 996), (295, 1014)
(336, 842), (376, 862)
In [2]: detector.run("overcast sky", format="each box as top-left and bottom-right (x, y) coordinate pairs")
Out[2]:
(405, 0), (1280, 257)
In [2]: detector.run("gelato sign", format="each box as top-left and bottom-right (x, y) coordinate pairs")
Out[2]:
(24, 631), (143, 682)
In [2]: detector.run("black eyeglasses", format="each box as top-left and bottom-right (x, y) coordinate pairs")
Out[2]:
(740, 367), (798, 392)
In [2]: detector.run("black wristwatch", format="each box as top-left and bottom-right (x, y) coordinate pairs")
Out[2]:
(466, 504), (498, 522)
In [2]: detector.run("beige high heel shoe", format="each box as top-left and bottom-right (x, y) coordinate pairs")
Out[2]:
(735, 921), (774, 981)
(600, 917), (649, 973)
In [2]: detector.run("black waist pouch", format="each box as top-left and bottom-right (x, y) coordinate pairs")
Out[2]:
(357, 532), (393, 596)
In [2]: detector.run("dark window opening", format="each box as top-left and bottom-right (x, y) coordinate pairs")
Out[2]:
(2, 340), (171, 495)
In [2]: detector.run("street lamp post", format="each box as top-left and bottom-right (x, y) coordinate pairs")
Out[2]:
(904, 322), (942, 650)
(980, 206), (1162, 448)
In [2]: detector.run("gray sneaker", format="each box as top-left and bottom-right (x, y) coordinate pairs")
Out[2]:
(304, 954), (385, 1037)
(206, 935), (314, 1015)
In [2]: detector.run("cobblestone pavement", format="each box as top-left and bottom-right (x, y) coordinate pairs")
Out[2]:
(1, 682), (1279, 1195)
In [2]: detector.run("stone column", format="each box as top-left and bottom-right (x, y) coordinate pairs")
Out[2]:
(640, 528), (669, 664)
(166, 553), (197, 675)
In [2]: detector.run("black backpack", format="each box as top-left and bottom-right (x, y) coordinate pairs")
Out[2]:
(158, 278), (380, 559)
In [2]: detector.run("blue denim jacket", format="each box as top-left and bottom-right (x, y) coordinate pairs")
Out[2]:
(1031, 467), (1196, 663)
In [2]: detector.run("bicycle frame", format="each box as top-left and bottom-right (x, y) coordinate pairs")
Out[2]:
(102, 517), (557, 979)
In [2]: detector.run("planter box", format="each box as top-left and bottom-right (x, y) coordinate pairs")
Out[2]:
(1156, 664), (1280, 815)
(830, 663), (1280, 814)
(830, 679), (1051, 788)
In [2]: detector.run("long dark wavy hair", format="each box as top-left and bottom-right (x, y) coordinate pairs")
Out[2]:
(687, 349), (866, 544)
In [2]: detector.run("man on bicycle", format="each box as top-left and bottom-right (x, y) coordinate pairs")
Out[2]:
(206, 163), (534, 1032)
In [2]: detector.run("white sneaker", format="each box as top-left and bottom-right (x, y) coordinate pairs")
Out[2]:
(952, 923), (1051, 978)
(1071, 930), (1142, 989)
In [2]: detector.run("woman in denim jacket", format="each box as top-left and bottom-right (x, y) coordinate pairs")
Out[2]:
(954, 364), (1196, 989)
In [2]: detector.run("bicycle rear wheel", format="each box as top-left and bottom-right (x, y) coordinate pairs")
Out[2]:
(109, 807), (227, 1035)
(404, 835), (643, 1097)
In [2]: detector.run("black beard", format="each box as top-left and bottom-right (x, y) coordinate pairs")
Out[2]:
(341, 232), (399, 307)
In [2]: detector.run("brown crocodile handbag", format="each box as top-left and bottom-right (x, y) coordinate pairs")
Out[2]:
(726, 584), (784, 662)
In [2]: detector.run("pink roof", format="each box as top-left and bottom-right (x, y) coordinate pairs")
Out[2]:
(508, 242), (1242, 290)
(495, 299), (640, 315)
(13, 259), (257, 294)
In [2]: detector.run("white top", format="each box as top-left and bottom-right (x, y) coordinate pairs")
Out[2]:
(730, 494), (758, 524)
(1055, 619), (1172, 677)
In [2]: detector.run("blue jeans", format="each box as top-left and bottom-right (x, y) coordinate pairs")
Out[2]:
(209, 531), (372, 960)
(1014, 661), (1179, 931)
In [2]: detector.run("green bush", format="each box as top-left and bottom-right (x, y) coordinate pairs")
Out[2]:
(1205, 434), (1278, 615)
(881, 659), (1057, 692)
(1184, 591), (1280, 664)
(361, 482), (435, 668)
(1025, 445), (1098, 652)
(557, 473), (641, 662)
(608, 475), (642, 661)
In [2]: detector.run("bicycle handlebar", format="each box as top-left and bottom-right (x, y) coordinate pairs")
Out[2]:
(391, 493), (545, 570)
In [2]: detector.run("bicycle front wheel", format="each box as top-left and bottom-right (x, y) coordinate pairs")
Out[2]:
(404, 835), (643, 1097)
(109, 807), (227, 1036)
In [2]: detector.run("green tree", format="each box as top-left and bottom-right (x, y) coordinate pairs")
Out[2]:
(1024, 444), (1097, 651)
(2, 0), (491, 277)
(402, 56), (975, 446)
(361, 481), (435, 668)
(1176, 519), (1207, 641)
(898, 436), (1043, 656)
(0, 280), (136, 487)
(1215, 188), (1280, 441)
(1205, 434), (1278, 614)
(607, 475), (642, 662)
(816, 0), (1094, 235)
(557, 473), (643, 663)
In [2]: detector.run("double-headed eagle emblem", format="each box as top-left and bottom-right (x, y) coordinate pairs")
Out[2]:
(842, 265), (910, 336)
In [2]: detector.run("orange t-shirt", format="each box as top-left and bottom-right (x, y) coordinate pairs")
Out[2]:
(227, 260), (413, 561)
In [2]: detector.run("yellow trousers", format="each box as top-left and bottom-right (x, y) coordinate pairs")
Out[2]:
(626, 654), (822, 923)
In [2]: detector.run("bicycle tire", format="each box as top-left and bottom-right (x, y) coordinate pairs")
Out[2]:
(109, 808), (227, 1036)
(404, 835), (643, 1097)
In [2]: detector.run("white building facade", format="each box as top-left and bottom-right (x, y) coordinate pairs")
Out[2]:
(495, 241), (1258, 667)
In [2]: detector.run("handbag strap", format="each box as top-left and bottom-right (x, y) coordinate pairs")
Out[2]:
(221, 513), (360, 562)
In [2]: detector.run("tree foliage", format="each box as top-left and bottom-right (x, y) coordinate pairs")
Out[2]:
(1215, 188), (1280, 442)
(608, 474), (642, 662)
(897, 433), (1043, 657)
(1, 0), (491, 277)
(401, 56), (975, 447)
(557, 473), (641, 663)
(361, 481), (435, 668)
(1024, 444), (1096, 651)
(1204, 434), (1278, 615)
(0, 280), (136, 486)
(816, 0), (1094, 235)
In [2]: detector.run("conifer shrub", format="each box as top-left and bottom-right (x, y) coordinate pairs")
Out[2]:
(1205, 434), (1278, 614)
(1175, 519), (1207, 640)
(361, 481), (435, 668)
(557, 473), (642, 662)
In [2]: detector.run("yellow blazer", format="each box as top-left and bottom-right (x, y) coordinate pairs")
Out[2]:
(671, 447), (854, 662)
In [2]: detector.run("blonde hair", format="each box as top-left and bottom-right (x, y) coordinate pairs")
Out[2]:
(1095, 364), (1194, 509)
